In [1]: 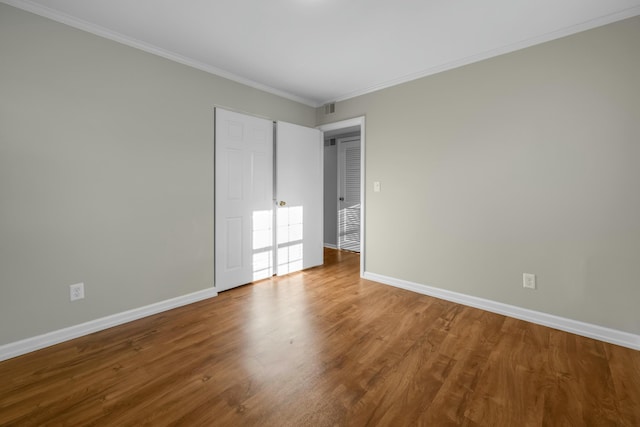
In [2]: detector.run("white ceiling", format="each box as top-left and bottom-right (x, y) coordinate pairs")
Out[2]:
(5, 0), (640, 107)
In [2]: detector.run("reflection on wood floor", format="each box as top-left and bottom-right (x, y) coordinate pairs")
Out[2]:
(1, 248), (639, 426)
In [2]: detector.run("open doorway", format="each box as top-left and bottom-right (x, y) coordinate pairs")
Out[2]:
(324, 128), (360, 252)
(318, 117), (365, 277)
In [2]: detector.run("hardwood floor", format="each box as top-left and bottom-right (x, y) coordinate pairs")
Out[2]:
(1, 248), (639, 426)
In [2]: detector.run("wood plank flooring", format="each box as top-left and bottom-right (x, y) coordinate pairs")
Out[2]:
(1, 248), (639, 426)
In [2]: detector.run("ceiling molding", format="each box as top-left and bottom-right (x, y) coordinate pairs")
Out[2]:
(1, 0), (320, 107)
(4, 0), (639, 108)
(326, 5), (640, 105)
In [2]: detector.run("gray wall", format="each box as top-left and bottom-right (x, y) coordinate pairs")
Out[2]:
(2, 3), (638, 346)
(317, 17), (640, 335)
(0, 4), (315, 345)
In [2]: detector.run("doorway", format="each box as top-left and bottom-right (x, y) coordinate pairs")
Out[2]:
(323, 132), (361, 252)
(337, 135), (361, 252)
(318, 117), (366, 276)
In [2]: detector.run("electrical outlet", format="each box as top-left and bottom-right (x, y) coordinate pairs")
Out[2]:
(523, 273), (536, 290)
(70, 283), (85, 301)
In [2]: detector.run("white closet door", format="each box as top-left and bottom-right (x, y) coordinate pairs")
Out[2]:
(215, 108), (274, 291)
(276, 122), (323, 275)
(338, 137), (361, 252)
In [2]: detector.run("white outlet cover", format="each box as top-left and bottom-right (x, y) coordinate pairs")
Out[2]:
(523, 273), (536, 290)
(70, 282), (85, 301)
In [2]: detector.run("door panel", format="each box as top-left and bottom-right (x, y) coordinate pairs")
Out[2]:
(338, 137), (361, 252)
(226, 149), (243, 198)
(215, 108), (274, 291)
(225, 217), (243, 269)
(276, 122), (323, 274)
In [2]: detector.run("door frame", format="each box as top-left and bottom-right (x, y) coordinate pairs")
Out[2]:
(317, 116), (366, 277)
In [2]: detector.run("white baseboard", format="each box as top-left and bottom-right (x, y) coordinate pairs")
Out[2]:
(324, 244), (338, 249)
(363, 272), (640, 351)
(0, 288), (218, 362)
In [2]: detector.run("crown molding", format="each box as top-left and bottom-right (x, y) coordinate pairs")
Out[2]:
(4, 0), (639, 111)
(1, 0), (320, 107)
(326, 6), (640, 105)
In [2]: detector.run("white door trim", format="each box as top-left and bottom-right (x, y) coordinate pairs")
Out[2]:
(317, 117), (366, 277)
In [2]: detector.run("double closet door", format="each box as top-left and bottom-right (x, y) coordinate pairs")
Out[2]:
(215, 108), (323, 292)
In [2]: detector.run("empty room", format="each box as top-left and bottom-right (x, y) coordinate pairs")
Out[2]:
(1, 0), (639, 425)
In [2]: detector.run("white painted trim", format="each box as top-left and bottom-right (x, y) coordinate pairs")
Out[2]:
(363, 272), (640, 351)
(318, 118), (363, 133)
(324, 244), (338, 250)
(6, 0), (638, 108)
(0, 288), (218, 362)
(1, 0), (318, 107)
(318, 117), (366, 278)
(327, 6), (640, 104)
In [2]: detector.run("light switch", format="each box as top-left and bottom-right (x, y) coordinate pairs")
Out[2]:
(373, 181), (381, 192)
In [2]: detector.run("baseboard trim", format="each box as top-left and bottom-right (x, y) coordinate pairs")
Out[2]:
(363, 272), (640, 351)
(0, 288), (218, 362)
(324, 244), (338, 249)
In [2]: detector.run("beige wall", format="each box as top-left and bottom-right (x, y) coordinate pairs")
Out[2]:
(318, 17), (640, 335)
(2, 3), (638, 346)
(0, 4), (315, 345)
